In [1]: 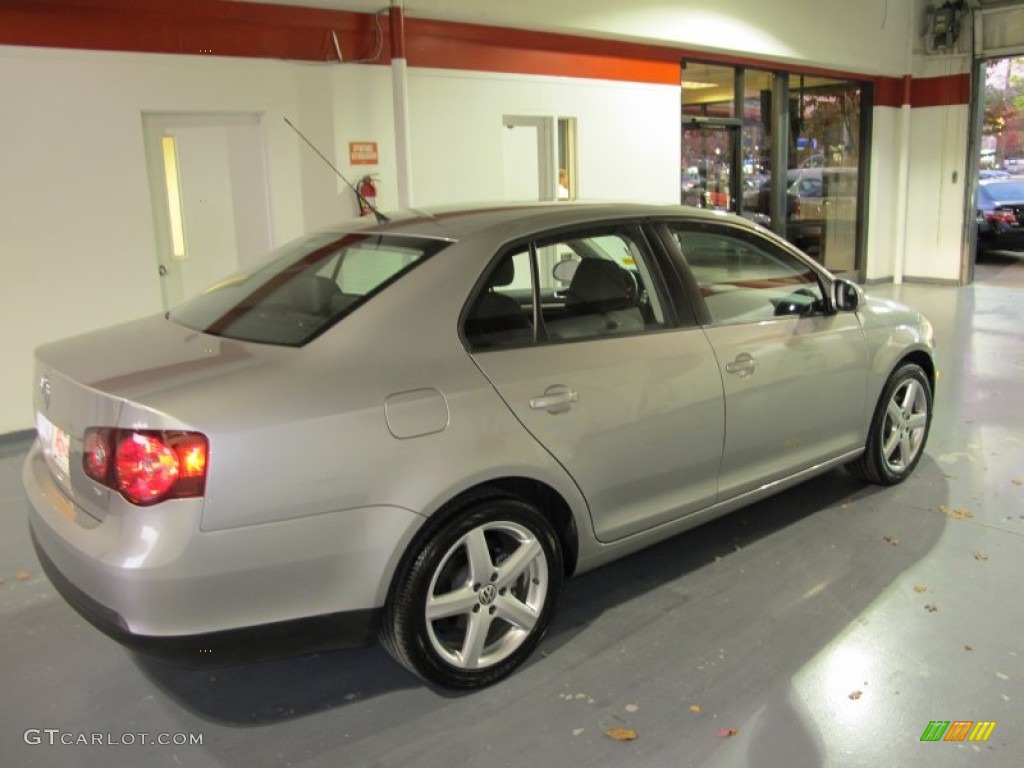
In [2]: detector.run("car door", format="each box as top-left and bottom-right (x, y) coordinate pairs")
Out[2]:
(464, 223), (725, 543)
(660, 220), (867, 500)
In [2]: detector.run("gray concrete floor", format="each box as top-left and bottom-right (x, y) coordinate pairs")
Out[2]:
(2, 256), (1023, 768)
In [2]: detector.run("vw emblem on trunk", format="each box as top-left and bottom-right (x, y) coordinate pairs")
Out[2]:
(39, 374), (51, 410)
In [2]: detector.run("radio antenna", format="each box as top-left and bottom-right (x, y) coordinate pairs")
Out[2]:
(283, 117), (389, 223)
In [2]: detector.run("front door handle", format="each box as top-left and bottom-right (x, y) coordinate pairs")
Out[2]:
(725, 353), (757, 378)
(529, 385), (578, 414)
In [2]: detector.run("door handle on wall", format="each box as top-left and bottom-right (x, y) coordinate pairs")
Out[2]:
(725, 353), (757, 377)
(530, 385), (578, 413)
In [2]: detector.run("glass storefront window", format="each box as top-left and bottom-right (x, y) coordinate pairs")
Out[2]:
(682, 62), (735, 119)
(681, 60), (866, 275)
(788, 75), (862, 272)
(740, 69), (774, 229)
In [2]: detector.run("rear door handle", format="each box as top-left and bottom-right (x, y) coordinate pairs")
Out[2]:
(529, 385), (578, 413)
(725, 353), (757, 378)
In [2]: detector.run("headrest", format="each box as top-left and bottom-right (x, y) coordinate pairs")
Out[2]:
(492, 258), (516, 288)
(566, 259), (638, 313)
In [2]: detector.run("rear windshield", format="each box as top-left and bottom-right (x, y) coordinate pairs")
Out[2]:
(982, 181), (1024, 204)
(170, 232), (450, 346)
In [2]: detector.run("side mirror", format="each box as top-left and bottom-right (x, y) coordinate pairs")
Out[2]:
(830, 278), (860, 313)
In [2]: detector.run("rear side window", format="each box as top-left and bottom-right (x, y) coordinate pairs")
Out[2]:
(464, 225), (672, 349)
(170, 233), (449, 346)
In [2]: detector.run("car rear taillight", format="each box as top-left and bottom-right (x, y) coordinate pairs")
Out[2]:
(986, 209), (1017, 225)
(83, 428), (208, 506)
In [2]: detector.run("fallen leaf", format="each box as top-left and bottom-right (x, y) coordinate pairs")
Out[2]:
(16, 571), (30, 581)
(717, 727), (739, 738)
(1012, 478), (1023, 486)
(939, 505), (973, 520)
(965, 644), (974, 651)
(925, 604), (939, 613)
(605, 728), (637, 742)
(689, 704), (703, 714)
(883, 536), (899, 546)
(974, 552), (989, 561)
(625, 704), (639, 713)
(849, 690), (863, 700)
(913, 584), (928, 593)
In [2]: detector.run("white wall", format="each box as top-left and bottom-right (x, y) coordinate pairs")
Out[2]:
(867, 97), (971, 285)
(0, 45), (341, 434)
(0, 1), (975, 434)
(903, 104), (971, 281)
(395, 0), (915, 77)
(865, 106), (901, 282)
(0, 45), (682, 434)
(407, 70), (680, 206)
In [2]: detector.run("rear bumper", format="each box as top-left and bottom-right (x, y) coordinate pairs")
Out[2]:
(24, 445), (423, 657)
(31, 526), (382, 662)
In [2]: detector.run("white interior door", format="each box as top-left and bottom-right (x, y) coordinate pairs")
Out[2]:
(142, 113), (273, 310)
(502, 116), (556, 201)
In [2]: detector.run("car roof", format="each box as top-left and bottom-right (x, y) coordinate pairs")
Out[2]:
(322, 201), (746, 242)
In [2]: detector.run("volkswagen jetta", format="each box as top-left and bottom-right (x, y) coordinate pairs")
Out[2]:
(24, 203), (935, 689)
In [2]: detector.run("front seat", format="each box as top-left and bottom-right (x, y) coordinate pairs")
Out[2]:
(553, 258), (644, 339)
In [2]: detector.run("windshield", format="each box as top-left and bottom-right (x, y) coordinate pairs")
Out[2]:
(170, 232), (450, 346)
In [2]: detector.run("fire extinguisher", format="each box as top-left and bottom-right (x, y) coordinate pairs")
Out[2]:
(357, 175), (378, 217)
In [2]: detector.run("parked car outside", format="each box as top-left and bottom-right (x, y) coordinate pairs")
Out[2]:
(25, 203), (935, 689)
(976, 178), (1024, 254)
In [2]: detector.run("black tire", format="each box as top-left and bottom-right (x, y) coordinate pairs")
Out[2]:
(380, 494), (563, 689)
(849, 362), (932, 485)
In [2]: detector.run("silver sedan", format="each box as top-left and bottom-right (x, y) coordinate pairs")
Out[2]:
(24, 203), (935, 689)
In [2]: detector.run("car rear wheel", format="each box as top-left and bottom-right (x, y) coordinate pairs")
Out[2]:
(849, 362), (932, 485)
(381, 494), (563, 689)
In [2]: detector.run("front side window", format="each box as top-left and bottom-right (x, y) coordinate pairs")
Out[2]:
(667, 224), (825, 325)
(464, 226), (670, 349)
(170, 233), (448, 346)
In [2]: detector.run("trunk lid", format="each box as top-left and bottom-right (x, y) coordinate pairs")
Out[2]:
(32, 314), (287, 521)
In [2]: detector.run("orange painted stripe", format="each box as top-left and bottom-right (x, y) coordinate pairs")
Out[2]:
(404, 18), (680, 85)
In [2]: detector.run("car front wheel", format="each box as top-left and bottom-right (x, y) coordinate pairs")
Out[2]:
(849, 362), (932, 485)
(381, 494), (563, 689)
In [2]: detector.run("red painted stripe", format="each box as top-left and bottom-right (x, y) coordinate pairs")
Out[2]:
(874, 76), (904, 107)
(0, 0), (968, 101)
(913, 73), (971, 107)
(0, 0), (379, 62)
(389, 5), (406, 60)
(874, 74), (970, 108)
